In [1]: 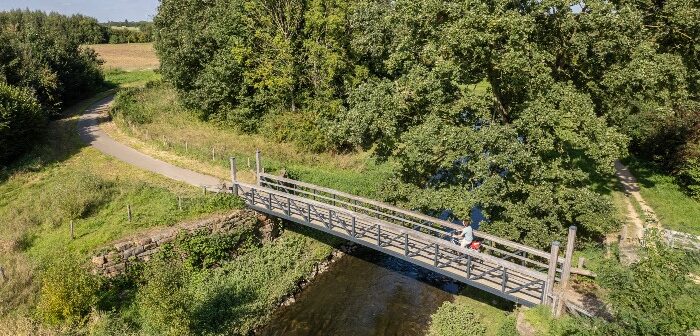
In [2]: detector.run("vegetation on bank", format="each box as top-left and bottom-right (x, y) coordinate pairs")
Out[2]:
(519, 237), (700, 336)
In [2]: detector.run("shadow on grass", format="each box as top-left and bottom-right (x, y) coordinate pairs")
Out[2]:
(0, 92), (114, 184)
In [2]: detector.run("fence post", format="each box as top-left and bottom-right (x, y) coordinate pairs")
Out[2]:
(230, 157), (238, 196)
(255, 150), (262, 185)
(544, 241), (560, 306)
(185, 141), (188, 152)
(127, 205), (132, 222)
(178, 196), (183, 211)
(556, 226), (577, 316)
(561, 226), (577, 286)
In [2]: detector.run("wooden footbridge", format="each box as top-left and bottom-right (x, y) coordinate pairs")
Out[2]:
(226, 152), (578, 309)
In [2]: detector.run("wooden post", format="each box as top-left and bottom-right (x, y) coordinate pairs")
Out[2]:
(70, 220), (74, 240)
(127, 205), (132, 222)
(185, 141), (188, 152)
(203, 186), (207, 195)
(247, 157), (251, 169)
(230, 157), (238, 196)
(255, 150), (261, 185)
(556, 226), (577, 316)
(544, 241), (560, 306)
(178, 196), (183, 211)
(561, 226), (577, 287)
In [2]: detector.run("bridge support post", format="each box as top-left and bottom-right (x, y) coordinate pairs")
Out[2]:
(255, 150), (262, 186)
(544, 241), (560, 306)
(556, 226), (577, 316)
(230, 157), (237, 196)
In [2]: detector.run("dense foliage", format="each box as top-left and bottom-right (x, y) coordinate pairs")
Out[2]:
(89, 224), (340, 335)
(428, 301), (487, 336)
(36, 256), (100, 326)
(0, 10), (104, 164)
(594, 236), (700, 335)
(522, 237), (700, 336)
(0, 82), (43, 163)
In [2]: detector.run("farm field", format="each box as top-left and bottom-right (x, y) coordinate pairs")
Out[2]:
(86, 42), (159, 71)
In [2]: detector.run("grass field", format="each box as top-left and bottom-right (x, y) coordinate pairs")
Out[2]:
(0, 89), (242, 332)
(86, 43), (159, 71)
(623, 157), (700, 234)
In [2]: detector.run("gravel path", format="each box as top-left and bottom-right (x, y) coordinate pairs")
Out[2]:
(78, 94), (228, 191)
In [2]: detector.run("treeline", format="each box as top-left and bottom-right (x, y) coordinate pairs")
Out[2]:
(106, 24), (153, 44)
(0, 10), (103, 164)
(155, 0), (699, 246)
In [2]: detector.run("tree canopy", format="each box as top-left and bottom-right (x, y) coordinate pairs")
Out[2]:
(0, 10), (104, 164)
(155, 0), (699, 246)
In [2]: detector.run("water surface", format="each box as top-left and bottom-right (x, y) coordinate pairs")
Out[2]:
(259, 247), (459, 336)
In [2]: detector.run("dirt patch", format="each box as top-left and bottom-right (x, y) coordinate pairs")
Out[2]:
(85, 43), (159, 71)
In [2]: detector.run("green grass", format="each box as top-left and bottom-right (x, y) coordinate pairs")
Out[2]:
(0, 92), (239, 323)
(104, 69), (161, 88)
(623, 157), (700, 234)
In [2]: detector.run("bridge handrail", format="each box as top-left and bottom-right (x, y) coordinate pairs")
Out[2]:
(259, 173), (562, 263)
(235, 181), (549, 281)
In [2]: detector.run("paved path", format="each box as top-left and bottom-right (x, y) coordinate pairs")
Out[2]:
(78, 95), (227, 191)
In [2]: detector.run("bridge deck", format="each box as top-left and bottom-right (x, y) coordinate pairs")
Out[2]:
(228, 153), (574, 307)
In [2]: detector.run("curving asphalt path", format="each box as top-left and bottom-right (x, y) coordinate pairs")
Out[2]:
(78, 94), (228, 191)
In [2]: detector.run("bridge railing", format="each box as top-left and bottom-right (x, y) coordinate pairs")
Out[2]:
(258, 172), (567, 277)
(233, 180), (551, 305)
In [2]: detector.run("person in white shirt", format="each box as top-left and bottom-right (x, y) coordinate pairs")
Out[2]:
(454, 219), (474, 248)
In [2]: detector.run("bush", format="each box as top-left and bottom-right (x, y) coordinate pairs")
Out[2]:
(135, 258), (193, 336)
(0, 81), (43, 164)
(428, 301), (487, 336)
(36, 257), (99, 326)
(596, 235), (700, 336)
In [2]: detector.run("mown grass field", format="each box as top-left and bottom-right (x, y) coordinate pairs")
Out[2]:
(623, 157), (700, 234)
(86, 43), (159, 71)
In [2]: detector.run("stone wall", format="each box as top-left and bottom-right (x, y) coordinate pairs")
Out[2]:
(91, 210), (264, 277)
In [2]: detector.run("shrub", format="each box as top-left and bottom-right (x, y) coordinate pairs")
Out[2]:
(428, 301), (487, 336)
(596, 235), (700, 336)
(0, 82), (44, 165)
(36, 257), (99, 326)
(135, 258), (193, 336)
(174, 229), (254, 269)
